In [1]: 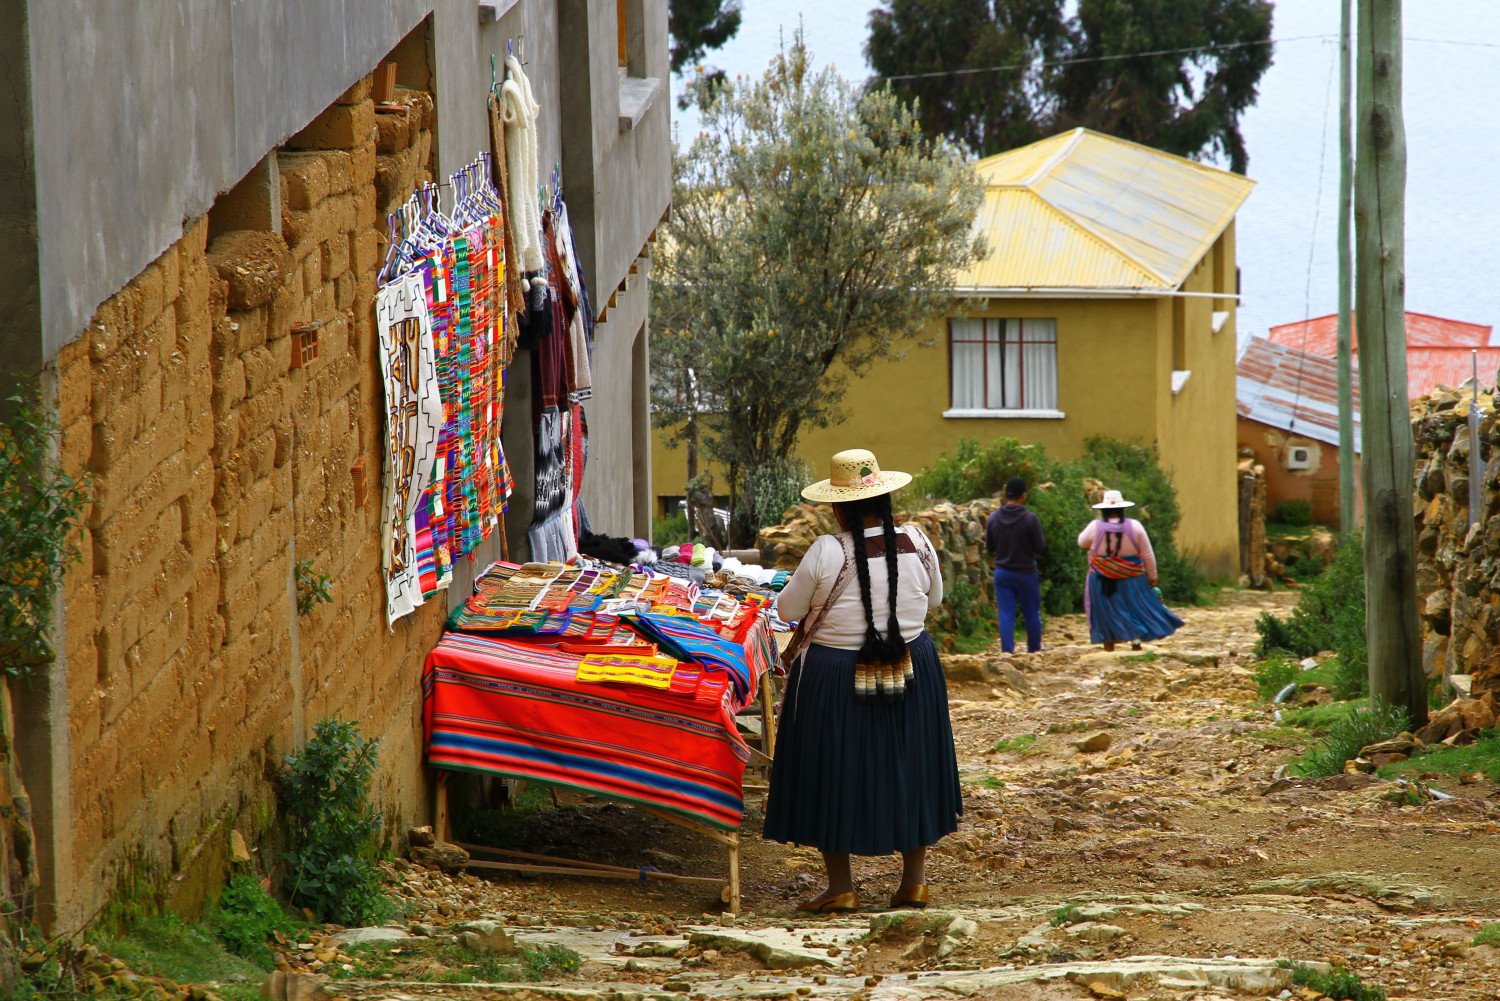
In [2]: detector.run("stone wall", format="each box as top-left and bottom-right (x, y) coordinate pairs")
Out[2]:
(49, 76), (441, 930)
(758, 499), (997, 637)
(1411, 387), (1500, 697)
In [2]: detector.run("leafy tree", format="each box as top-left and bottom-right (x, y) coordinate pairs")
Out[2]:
(866, 0), (1274, 171)
(670, 0), (743, 108)
(1, 390), (88, 675)
(653, 36), (985, 540)
(670, 0), (743, 73)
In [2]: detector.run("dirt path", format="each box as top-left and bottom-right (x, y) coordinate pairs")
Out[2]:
(326, 589), (1500, 1001)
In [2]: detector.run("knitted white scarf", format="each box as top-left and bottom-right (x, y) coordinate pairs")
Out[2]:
(500, 55), (544, 275)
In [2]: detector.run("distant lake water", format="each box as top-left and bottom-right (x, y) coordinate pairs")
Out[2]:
(671, 2), (1500, 348)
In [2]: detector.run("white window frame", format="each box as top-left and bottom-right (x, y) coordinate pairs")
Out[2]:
(944, 317), (1063, 418)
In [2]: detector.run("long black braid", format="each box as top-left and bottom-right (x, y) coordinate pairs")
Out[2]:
(836, 495), (907, 665)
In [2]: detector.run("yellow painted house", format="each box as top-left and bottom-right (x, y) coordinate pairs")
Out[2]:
(652, 128), (1255, 578)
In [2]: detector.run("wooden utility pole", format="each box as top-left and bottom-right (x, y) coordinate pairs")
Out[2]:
(1354, 0), (1426, 725)
(1337, 0), (1357, 533)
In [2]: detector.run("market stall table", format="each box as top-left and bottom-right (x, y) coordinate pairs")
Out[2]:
(422, 560), (780, 910)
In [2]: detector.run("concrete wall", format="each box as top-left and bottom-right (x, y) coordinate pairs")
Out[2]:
(1156, 227), (1241, 578)
(652, 296), (1164, 504)
(1237, 418), (1354, 527)
(9, 0), (670, 933)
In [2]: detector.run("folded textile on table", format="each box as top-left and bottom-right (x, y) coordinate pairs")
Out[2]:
(628, 612), (755, 702)
(423, 632), (750, 829)
(575, 652), (682, 690)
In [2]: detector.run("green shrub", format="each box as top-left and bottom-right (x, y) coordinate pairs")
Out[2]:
(909, 437), (1091, 615)
(1076, 437), (1204, 604)
(1273, 500), (1314, 526)
(209, 874), (297, 968)
(1254, 657), (1301, 701)
(1, 390), (89, 675)
(280, 719), (390, 925)
(741, 456), (808, 534)
(1284, 962), (1386, 1001)
(651, 510), (690, 545)
(1255, 533), (1367, 697)
(1474, 923), (1500, 947)
(1290, 697), (1409, 778)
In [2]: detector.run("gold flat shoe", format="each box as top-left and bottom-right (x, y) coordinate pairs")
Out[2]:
(889, 884), (930, 909)
(796, 891), (859, 914)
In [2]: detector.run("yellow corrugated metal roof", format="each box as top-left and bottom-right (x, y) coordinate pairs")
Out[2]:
(955, 128), (1255, 294)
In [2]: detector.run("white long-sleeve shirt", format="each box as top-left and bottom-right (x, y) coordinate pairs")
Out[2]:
(774, 525), (944, 649)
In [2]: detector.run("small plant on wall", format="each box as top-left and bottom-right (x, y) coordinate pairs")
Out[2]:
(1, 390), (88, 677)
(294, 558), (333, 615)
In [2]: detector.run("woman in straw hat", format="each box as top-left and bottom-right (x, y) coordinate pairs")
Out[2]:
(1077, 489), (1184, 652)
(764, 449), (961, 913)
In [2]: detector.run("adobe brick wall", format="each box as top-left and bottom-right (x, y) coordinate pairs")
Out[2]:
(54, 77), (442, 927)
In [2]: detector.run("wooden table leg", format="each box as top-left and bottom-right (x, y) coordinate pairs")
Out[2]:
(434, 770), (452, 842)
(759, 671), (777, 761)
(727, 832), (741, 915)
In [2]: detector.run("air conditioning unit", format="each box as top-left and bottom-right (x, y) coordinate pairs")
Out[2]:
(1284, 445), (1314, 471)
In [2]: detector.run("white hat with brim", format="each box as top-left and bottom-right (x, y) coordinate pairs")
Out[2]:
(1093, 489), (1135, 510)
(801, 448), (912, 503)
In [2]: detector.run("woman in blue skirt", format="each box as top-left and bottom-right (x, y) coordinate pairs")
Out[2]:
(764, 449), (962, 913)
(1077, 489), (1184, 652)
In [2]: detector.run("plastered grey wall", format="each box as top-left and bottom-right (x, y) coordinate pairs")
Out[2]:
(22, 0), (665, 542)
(22, 0), (667, 347)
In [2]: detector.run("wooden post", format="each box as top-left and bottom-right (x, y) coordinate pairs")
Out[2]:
(1337, 0), (1358, 533)
(1355, 0), (1426, 726)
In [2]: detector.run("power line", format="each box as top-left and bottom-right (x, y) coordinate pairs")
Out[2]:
(872, 31), (1497, 84)
(1287, 39), (1341, 434)
(876, 33), (1331, 83)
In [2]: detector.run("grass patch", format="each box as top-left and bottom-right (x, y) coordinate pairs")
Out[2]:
(1278, 698), (1369, 733)
(1377, 729), (1500, 784)
(990, 734), (1041, 755)
(208, 874), (301, 969)
(951, 629), (997, 655)
(1121, 652), (1159, 663)
(92, 913), (266, 1001)
(1050, 903), (1081, 927)
(1254, 657), (1300, 701)
(329, 940), (579, 984)
(1289, 699), (1409, 778)
(1281, 961), (1386, 1001)
(1474, 923), (1500, 947)
(978, 775), (1006, 790)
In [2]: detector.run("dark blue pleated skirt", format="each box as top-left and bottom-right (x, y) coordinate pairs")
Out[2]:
(1086, 571), (1185, 644)
(762, 632), (962, 855)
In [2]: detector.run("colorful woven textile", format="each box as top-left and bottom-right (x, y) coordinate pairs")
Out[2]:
(1088, 553), (1147, 579)
(575, 652), (681, 690)
(629, 613), (755, 703)
(375, 271), (443, 625)
(423, 632), (751, 829)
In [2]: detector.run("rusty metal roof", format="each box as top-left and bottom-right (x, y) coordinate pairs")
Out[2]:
(1267, 311), (1496, 356)
(956, 128), (1255, 295)
(1265, 312), (1499, 398)
(1237, 337), (1360, 452)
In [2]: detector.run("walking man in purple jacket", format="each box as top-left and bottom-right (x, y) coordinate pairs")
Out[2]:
(985, 478), (1046, 653)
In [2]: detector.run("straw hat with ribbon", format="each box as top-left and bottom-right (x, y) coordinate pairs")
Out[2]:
(801, 448), (912, 503)
(1092, 489), (1136, 510)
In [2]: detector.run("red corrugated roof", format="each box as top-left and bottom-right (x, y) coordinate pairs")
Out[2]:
(1264, 312), (1496, 398)
(1405, 348), (1500, 397)
(1237, 337), (1360, 451)
(1269, 311), (1494, 354)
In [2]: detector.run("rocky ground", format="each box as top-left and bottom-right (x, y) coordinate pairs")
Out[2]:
(281, 589), (1500, 1001)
